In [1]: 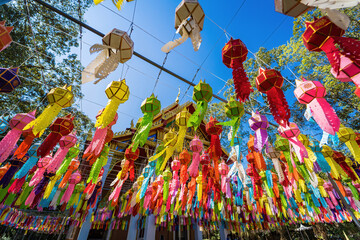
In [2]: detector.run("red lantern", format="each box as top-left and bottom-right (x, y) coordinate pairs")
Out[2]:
(256, 68), (291, 126)
(124, 146), (140, 182)
(0, 21), (13, 52)
(303, 16), (360, 97)
(206, 116), (223, 182)
(222, 38), (253, 102)
(37, 115), (75, 158)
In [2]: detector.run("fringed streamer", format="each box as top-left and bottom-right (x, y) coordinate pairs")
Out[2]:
(13, 132), (36, 159)
(0, 129), (22, 163)
(60, 184), (75, 205)
(218, 118), (240, 146)
(188, 101), (207, 130)
(188, 151), (200, 178)
(231, 60), (253, 102)
(132, 112), (154, 151)
(14, 156), (38, 179)
(83, 127), (107, 158)
(24, 104), (62, 137)
(37, 133), (62, 158)
(8, 176), (26, 194)
(0, 162), (24, 188)
(95, 100), (120, 129)
(43, 175), (61, 199)
(267, 88), (291, 126)
(47, 147), (70, 173)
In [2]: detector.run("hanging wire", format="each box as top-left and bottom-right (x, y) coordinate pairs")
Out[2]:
(180, 0), (248, 102)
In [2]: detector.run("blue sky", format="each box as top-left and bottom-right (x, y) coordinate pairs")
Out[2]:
(79, 0), (295, 133)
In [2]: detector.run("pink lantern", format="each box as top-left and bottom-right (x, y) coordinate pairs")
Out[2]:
(294, 78), (340, 135)
(278, 122), (308, 163)
(0, 110), (35, 163)
(188, 135), (203, 178)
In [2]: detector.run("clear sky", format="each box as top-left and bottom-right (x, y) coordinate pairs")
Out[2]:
(79, 0), (295, 133)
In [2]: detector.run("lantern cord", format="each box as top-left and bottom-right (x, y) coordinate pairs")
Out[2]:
(127, 0), (137, 37)
(23, 0), (46, 87)
(17, 53), (35, 68)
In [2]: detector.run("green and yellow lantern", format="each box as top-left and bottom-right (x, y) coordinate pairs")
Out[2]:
(188, 80), (212, 130)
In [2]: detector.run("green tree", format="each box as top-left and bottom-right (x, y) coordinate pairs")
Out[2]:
(210, 6), (360, 151)
(0, 0), (94, 140)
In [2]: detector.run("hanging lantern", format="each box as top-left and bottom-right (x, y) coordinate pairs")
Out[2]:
(162, 0), (204, 53)
(82, 29), (134, 84)
(87, 145), (109, 185)
(45, 131), (77, 175)
(94, 0), (134, 10)
(174, 108), (191, 152)
(199, 151), (210, 180)
(28, 155), (52, 188)
(278, 122), (308, 164)
(248, 111), (269, 152)
(0, 67), (20, 93)
(303, 16), (360, 97)
(256, 68), (291, 126)
(219, 160), (230, 198)
(188, 80), (212, 130)
(222, 38), (253, 102)
(24, 85), (73, 137)
(266, 145), (287, 186)
(124, 146), (140, 182)
(337, 125), (360, 163)
(60, 171), (82, 205)
(0, 110), (35, 163)
(96, 79), (129, 129)
(84, 110), (117, 165)
(218, 97), (244, 146)
(188, 135), (203, 178)
(0, 154), (29, 188)
(131, 94), (161, 151)
(149, 129), (177, 173)
(37, 115), (75, 158)
(274, 0), (312, 17)
(0, 21), (13, 52)
(0, 117), (8, 134)
(179, 149), (191, 204)
(294, 78), (340, 135)
(59, 159), (80, 188)
(162, 168), (172, 202)
(206, 116), (222, 181)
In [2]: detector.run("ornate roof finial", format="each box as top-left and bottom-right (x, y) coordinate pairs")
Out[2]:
(175, 87), (181, 103)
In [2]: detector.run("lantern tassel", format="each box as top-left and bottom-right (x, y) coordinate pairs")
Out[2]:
(132, 112), (154, 151)
(268, 88), (291, 126)
(309, 98), (340, 135)
(43, 175), (60, 199)
(24, 104), (63, 137)
(13, 133), (36, 159)
(83, 127), (107, 160)
(231, 60), (253, 102)
(0, 129), (22, 163)
(188, 101), (207, 130)
(188, 151), (200, 178)
(37, 133), (62, 158)
(14, 155), (38, 179)
(8, 176), (26, 194)
(95, 98), (121, 129)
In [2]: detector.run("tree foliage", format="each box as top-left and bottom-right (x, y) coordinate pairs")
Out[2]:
(0, 0), (94, 140)
(209, 6), (360, 151)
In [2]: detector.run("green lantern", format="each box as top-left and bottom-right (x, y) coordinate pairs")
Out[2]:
(132, 94), (161, 151)
(188, 80), (213, 130)
(217, 97), (244, 146)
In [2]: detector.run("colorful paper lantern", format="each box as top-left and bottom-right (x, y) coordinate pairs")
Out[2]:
(222, 38), (253, 102)
(278, 122), (308, 164)
(162, 0), (204, 53)
(206, 116), (222, 182)
(337, 125), (360, 163)
(0, 67), (20, 93)
(188, 135), (203, 178)
(96, 79), (129, 129)
(59, 158), (80, 188)
(0, 21), (13, 52)
(82, 29), (134, 84)
(84, 110), (117, 165)
(294, 78), (340, 135)
(256, 68), (291, 126)
(274, 0), (312, 17)
(303, 16), (360, 97)
(24, 85), (73, 137)
(218, 97), (244, 146)
(131, 94), (161, 151)
(60, 171), (82, 205)
(37, 115), (75, 158)
(0, 110), (35, 163)
(174, 108), (191, 152)
(248, 111), (269, 152)
(188, 80), (212, 130)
